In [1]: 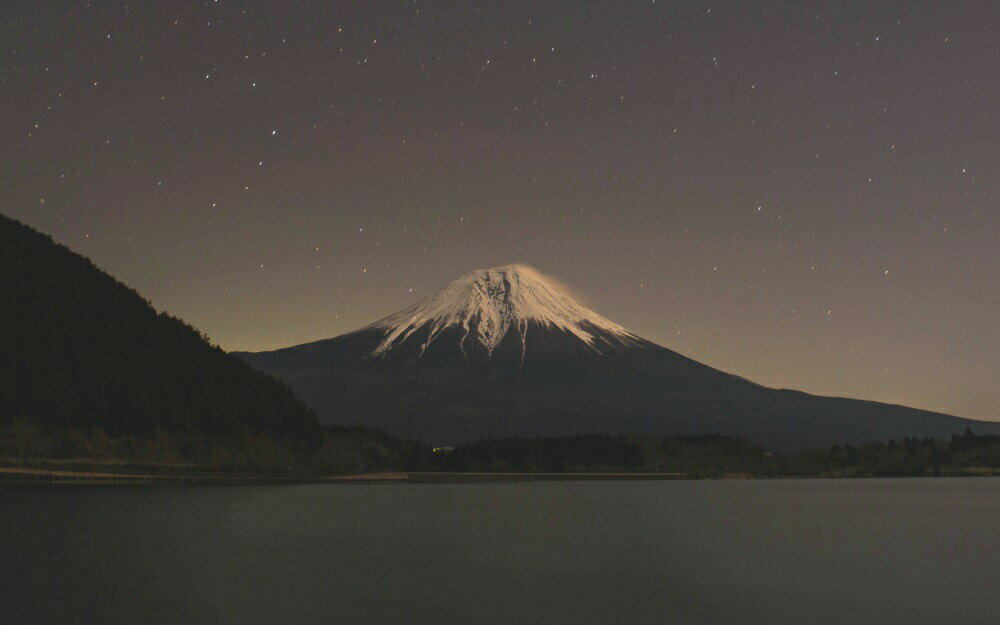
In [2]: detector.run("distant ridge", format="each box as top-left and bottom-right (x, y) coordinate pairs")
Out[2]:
(239, 264), (1000, 448)
(0, 214), (321, 444)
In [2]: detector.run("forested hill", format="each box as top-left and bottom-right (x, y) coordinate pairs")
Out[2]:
(0, 214), (321, 445)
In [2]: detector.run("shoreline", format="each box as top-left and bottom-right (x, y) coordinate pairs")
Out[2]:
(0, 466), (410, 485)
(3, 466), (998, 485)
(405, 471), (687, 482)
(0, 466), (687, 485)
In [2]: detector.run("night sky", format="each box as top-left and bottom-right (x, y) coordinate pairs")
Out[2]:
(3, 1), (998, 421)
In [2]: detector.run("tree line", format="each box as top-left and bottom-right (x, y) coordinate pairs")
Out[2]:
(6, 418), (1000, 477)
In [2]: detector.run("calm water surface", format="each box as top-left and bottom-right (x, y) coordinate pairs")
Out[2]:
(2, 478), (999, 625)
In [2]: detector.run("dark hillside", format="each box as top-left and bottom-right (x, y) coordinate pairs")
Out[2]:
(0, 214), (321, 445)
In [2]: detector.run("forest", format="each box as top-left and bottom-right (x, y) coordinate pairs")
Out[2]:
(0, 214), (321, 447)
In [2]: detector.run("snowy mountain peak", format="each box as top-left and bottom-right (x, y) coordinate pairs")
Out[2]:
(368, 264), (641, 358)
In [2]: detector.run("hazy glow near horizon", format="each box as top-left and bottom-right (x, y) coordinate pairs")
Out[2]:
(3, 2), (998, 421)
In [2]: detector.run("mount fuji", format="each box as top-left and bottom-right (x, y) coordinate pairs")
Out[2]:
(238, 264), (998, 448)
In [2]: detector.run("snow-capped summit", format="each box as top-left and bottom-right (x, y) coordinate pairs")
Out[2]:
(368, 264), (640, 358)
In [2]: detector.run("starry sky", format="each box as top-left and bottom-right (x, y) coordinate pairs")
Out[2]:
(3, 1), (998, 421)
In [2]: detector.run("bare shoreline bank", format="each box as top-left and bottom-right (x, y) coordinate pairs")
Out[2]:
(0, 466), (409, 485)
(3, 466), (998, 485)
(0, 466), (688, 485)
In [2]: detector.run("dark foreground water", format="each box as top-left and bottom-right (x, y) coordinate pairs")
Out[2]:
(2, 479), (999, 625)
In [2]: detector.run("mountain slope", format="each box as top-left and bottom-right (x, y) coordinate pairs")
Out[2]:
(239, 264), (1000, 448)
(0, 214), (321, 444)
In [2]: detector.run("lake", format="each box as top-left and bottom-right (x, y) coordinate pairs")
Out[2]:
(2, 478), (999, 624)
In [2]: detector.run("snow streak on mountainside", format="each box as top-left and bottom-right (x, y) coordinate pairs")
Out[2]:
(366, 264), (641, 358)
